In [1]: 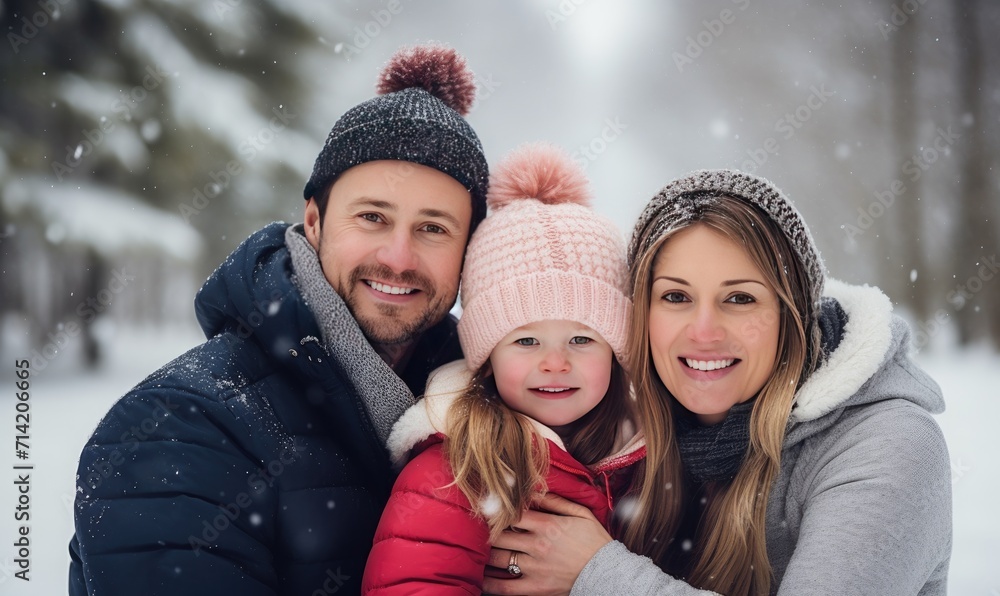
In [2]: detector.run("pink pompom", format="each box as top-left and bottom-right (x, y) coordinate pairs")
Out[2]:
(487, 142), (592, 209)
(376, 44), (476, 116)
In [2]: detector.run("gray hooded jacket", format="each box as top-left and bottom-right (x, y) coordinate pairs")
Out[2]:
(571, 280), (952, 596)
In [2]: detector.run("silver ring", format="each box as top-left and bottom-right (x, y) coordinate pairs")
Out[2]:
(507, 551), (522, 576)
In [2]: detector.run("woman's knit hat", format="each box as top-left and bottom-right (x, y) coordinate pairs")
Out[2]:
(628, 169), (825, 309)
(458, 142), (632, 370)
(303, 43), (490, 235)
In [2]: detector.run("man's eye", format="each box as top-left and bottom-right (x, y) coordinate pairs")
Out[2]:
(515, 338), (538, 346)
(423, 224), (446, 234)
(360, 213), (382, 223)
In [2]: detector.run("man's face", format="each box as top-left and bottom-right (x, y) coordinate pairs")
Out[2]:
(304, 160), (472, 345)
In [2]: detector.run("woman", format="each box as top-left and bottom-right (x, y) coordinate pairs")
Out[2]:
(482, 169), (952, 596)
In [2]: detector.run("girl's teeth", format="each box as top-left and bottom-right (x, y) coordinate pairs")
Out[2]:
(684, 358), (735, 371)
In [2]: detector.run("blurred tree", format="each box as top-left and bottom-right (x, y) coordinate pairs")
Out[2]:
(887, 0), (930, 320)
(951, 0), (999, 346)
(0, 0), (353, 367)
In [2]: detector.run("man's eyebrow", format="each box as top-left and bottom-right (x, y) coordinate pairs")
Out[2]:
(349, 197), (394, 210)
(419, 208), (462, 230)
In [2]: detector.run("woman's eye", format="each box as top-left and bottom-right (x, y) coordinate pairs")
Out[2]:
(662, 291), (688, 303)
(726, 293), (755, 305)
(570, 336), (592, 345)
(515, 338), (538, 346)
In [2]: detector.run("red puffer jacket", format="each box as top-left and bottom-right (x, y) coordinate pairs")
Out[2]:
(362, 360), (646, 595)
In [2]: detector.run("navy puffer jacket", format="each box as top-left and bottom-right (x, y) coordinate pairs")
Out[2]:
(69, 223), (462, 595)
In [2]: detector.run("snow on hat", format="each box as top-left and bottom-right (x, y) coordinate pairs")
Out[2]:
(457, 142), (632, 371)
(303, 43), (489, 235)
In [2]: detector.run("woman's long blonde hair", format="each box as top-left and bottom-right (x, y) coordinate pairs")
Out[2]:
(444, 357), (632, 541)
(618, 197), (822, 596)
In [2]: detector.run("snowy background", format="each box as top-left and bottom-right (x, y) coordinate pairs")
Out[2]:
(1, 1), (999, 594)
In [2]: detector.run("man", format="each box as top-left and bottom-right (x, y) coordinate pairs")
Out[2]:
(69, 44), (489, 595)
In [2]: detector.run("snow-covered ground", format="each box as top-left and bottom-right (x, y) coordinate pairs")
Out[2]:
(0, 325), (996, 595)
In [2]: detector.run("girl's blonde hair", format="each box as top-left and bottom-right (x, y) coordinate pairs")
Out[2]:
(618, 196), (822, 596)
(444, 356), (632, 541)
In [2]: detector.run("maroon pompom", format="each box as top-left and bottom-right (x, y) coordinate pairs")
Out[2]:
(376, 44), (476, 116)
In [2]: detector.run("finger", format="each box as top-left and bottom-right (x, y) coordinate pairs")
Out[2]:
(487, 546), (512, 569)
(484, 565), (514, 579)
(482, 575), (528, 595)
(530, 492), (596, 519)
(490, 529), (536, 552)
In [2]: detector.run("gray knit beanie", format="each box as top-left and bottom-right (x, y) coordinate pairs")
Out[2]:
(628, 169), (826, 312)
(303, 44), (489, 234)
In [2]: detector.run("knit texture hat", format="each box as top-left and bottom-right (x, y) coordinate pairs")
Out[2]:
(458, 142), (632, 371)
(303, 44), (489, 234)
(628, 169), (825, 309)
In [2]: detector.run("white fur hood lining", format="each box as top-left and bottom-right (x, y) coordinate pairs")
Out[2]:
(791, 278), (894, 422)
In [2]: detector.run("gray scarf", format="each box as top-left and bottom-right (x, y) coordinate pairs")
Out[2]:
(284, 224), (415, 447)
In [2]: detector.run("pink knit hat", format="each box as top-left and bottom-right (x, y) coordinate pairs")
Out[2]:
(457, 142), (632, 370)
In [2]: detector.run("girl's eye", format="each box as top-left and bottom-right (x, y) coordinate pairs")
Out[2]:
(662, 291), (688, 303)
(570, 336), (593, 345)
(515, 338), (538, 346)
(726, 293), (755, 305)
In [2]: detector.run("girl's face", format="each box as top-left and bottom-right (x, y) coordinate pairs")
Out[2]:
(489, 320), (613, 433)
(648, 225), (780, 425)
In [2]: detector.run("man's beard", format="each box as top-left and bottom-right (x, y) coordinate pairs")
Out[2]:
(340, 264), (455, 346)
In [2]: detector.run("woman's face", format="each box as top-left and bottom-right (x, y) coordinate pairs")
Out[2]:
(647, 224), (780, 425)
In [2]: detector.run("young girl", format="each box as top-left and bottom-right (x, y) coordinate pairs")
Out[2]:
(361, 142), (645, 594)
